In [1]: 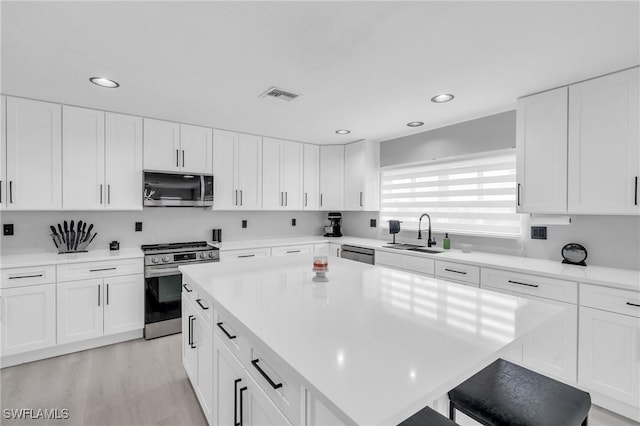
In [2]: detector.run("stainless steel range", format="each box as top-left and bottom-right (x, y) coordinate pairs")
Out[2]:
(141, 241), (219, 339)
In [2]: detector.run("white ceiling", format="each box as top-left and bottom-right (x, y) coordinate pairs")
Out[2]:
(2, 1), (638, 145)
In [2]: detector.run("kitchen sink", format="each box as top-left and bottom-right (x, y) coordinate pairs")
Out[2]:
(382, 243), (443, 254)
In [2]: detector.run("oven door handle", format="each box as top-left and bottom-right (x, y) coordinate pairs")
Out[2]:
(144, 266), (181, 278)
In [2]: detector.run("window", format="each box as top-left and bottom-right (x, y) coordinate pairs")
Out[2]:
(380, 150), (521, 237)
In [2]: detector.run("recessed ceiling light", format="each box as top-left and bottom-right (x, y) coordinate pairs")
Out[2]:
(89, 77), (119, 88)
(407, 121), (424, 127)
(335, 129), (351, 135)
(431, 93), (454, 103)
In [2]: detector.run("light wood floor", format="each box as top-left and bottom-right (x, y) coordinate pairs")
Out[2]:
(1, 335), (638, 426)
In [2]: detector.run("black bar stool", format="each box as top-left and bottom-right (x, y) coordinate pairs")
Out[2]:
(448, 358), (591, 426)
(399, 405), (458, 426)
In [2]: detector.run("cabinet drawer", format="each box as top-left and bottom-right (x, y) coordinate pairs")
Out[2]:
(57, 258), (143, 282)
(272, 244), (313, 256)
(375, 250), (403, 268)
(481, 268), (578, 304)
(402, 255), (435, 276)
(435, 260), (480, 285)
(214, 309), (250, 362)
(581, 284), (640, 318)
(245, 343), (301, 425)
(220, 248), (271, 261)
(1, 265), (56, 288)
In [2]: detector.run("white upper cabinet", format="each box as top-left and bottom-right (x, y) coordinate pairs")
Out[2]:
(212, 129), (262, 210)
(143, 119), (212, 174)
(303, 144), (319, 210)
(262, 138), (303, 210)
(568, 67), (639, 215)
(105, 113), (143, 210)
(344, 140), (379, 211)
(6, 97), (62, 210)
(62, 106), (106, 210)
(62, 107), (142, 210)
(143, 118), (180, 172)
(0, 95), (6, 210)
(180, 124), (213, 175)
(516, 87), (568, 213)
(319, 145), (344, 210)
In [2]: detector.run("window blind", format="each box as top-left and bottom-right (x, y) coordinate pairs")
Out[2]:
(380, 151), (521, 237)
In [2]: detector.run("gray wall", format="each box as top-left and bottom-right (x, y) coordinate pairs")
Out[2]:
(380, 110), (516, 166)
(0, 210), (326, 255)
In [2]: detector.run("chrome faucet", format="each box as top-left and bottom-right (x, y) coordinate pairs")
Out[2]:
(417, 213), (436, 247)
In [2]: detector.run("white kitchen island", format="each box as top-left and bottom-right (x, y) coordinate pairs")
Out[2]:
(179, 254), (563, 426)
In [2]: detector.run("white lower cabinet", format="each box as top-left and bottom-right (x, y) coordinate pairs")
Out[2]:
(271, 244), (313, 256)
(57, 274), (144, 345)
(306, 392), (346, 426)
(182, 296), (198, 382)
(220, 248), (271, 261)
(329, 243), (341, 258)
(375, 251), (435, 276)
(0, 283), (56, 356)
(435, 261), (480, 287)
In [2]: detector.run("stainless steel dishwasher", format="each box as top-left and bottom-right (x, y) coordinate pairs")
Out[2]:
(340, 245), (375, 264)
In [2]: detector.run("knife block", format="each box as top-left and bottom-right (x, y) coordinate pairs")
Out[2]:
(51, 233), (95, 254)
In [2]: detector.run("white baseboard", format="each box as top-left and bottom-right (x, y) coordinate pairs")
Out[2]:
(1, 329), (143, 368)
(591, 392), (640, 423)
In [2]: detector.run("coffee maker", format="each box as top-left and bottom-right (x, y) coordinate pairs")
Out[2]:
(324, 212), (343, 237)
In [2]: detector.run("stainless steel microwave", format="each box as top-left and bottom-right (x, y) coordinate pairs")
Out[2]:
(143, 171), (214, 207)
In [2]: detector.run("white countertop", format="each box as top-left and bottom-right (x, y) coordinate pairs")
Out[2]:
(180, 254), (563, 425)
(215, 235), (640, 292)
(0, 248), (143, 269)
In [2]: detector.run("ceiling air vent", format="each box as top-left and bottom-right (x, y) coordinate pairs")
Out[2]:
(259, 87), (300, 102)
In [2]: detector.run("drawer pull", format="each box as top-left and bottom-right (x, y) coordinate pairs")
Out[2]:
(251, 359), (283, 389)
(286, 250), (301, 253)
(444, 268), (467, 275)
(182, 283), (193, 293)
(8, 274), (43, 280)
(238, 254), (255, 258)
(239, 386), (247, 426)
(189, 315), (196, 349)
(234, 379), (242, 426)
(507, 279), (539, 288)
(196, 298), (210, 310)
(217, 322), (237, 339)
(90, 267), (117, 272)
(626, 302), (640, 308)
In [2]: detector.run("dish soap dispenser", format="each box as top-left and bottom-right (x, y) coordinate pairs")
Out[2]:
(443, 233), (451, 250)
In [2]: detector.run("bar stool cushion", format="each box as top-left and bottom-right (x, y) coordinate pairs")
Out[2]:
(448, 359), (591, 426)
(399, 406), (458, 426)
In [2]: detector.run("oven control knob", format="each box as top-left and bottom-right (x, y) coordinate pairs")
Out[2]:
(208, 252), (215, 258)
(199, 252), (206, 259)
(162, 256), (170, 263)
(151, 256), (159, 264)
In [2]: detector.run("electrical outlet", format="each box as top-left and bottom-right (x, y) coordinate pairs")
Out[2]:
(292, 218), (296, 226)
(135, 222), (143, 232)
(370, 219), (377, 227)
(242, 220), (247, 229)
(531, 226), (547, 240)
(3, 224), (14, 236)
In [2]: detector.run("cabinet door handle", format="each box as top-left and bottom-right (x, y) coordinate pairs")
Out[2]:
(176, 149), (179, 167)
(234, 379), (242, 426)
(304, 192), (307, 207)
(286, 250), (301, 253)
(360, 191), (363, 207)
(240, 190), (243, 206)
(285, 191), (287, 206)
(188, 315), (195, 347)
(238, 386), (247, 426)
(626, 302), (640, 308)
(100, 184), (103, 204)
(182, 283), (193, 292)
(182, 150), (185, 168)
(320, 193), (323, 206)
(280, 192), (283, 206)
(251, 359), (283, 389)
(235, 190), (238, 206)
(8, 274), (43, 280)
(9, 181), (13, 203)
(217, 322), (237, 339)
(107, 184), (111, 204)
(90, 267), (117, 272)
(517, 183), (521, 206)
(238, 254), (255, 258)
(106, 284), (109, 305)
(337, 248), (340, 257)
(190, 316), (196, 349)
(98, 284), (101, 306)
(0, 180), (2, 203)
(507, 279), (539, 288)
(444, 268), (467, 275)
(635, 176), (638, 206)
(196, 298), (209, 310)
